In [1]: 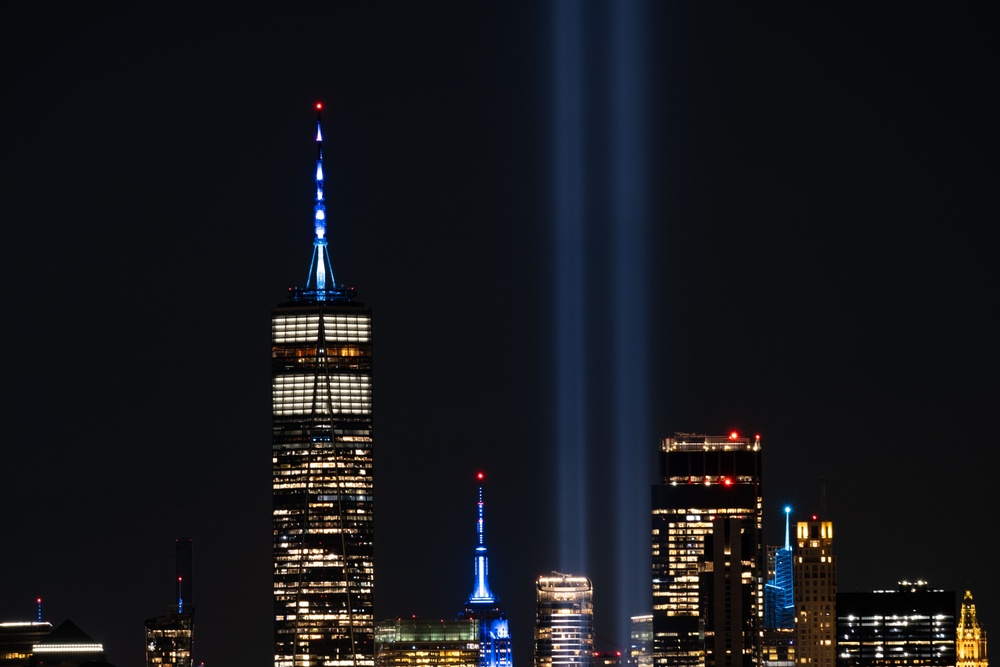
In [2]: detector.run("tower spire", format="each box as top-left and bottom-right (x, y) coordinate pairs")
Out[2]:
(468, 472), (495, 605)
(784, 505), (791, 550)
(305, 101), (336, 293)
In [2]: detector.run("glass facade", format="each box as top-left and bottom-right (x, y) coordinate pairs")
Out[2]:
(375, 619), (480, 667)
(534, 574), (595, 667)
(836, 582), (956, 667)
(272, 299), (375, 667)
(650, 433), (763, 667)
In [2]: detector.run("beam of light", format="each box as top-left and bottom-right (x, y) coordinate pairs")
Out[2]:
(553, 0), (587, 576)
(611, 0), (650, 651)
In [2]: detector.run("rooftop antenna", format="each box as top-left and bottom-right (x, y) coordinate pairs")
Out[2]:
(468, 472), (496, 605)
(820, 476), (827, 517)
(783, 506), (791, 550)
(36, 598), (42, 622)
(305, 102), (336, 293)
(177, 576), (184, 614)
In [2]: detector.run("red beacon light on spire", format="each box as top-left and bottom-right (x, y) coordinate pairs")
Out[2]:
(477, 471), (484, 480)
(315, 101), (323, 110)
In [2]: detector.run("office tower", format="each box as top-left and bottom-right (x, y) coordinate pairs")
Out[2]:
(763, 508), (795, 667)
(836, 581), (956, 667)
(650, 432), (764, 667)
(0, 621), (52, 666)
(272, 103), (375, 667)
(534, 573), (595, 667)
(28, 620), (107, 666)
(145, 538), (195, 667)
(793, 517), (835, 667)
(765, 508), (794, 630)
(457, 473), (513, 667)
(956, 590), (988, 667)
(375, 618), (479, 667)
(629, 615), (652, 667)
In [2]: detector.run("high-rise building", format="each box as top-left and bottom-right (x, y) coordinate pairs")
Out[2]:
(650, 432), (764, 667)
(793, 517), (835, 667)
(534, 573), (595, 667)
(956, 590), (988, 667)
(836, 581), (956, 667)
(375, 618), (479, 667)
(145, 538), (195, 667)
(763, 508), (795, 667)
(629, 615), (652, 667)
(272, 103), (375, 667)
(457, 473), (513, 667)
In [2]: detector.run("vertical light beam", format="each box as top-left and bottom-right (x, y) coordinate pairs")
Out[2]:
(611, 0), (650, 649)
(553, 0), (587, 575)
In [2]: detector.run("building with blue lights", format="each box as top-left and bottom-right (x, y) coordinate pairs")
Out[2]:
(456, 474), (512, 667)
(650, 432), (764, 667)
(272, 103), (375, 667)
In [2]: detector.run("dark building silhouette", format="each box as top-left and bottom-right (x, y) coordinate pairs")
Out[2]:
(650, 432), (763, 667)
(144, 538), (195, 667)
(0, 621), (52, 666)
(836, 581), (956, 667)
(28, 620), (110, 667)
(272, 103), (375, 667)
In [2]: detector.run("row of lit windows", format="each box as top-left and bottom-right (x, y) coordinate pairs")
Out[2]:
(273, 314), (372, 343)
(273, 374), (372, 415)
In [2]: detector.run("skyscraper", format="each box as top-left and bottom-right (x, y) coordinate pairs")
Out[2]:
(534, 573), (595, 667)
(145, 538), (195, 667)
(457, 473), (513, 667)
(836, 581), (956, 667)
(763, 509), (795, 667)
(650, 432), (764, 667)
(272, 103), (375, 667)
(792, 517), (835, 667)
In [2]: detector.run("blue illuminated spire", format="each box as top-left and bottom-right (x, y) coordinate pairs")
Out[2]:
(305, 101), (336, 293)
(468, 472), (495, 605)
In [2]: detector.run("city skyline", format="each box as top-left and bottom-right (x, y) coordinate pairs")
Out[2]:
(2, 3), (996, 667)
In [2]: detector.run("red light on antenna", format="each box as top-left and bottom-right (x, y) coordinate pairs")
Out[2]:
(729, 431), (739, 439)
(315, 102), (323, 110)
(477, 472), (484, 480)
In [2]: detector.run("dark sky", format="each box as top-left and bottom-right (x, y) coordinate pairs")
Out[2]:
(2, 3), (997, 667)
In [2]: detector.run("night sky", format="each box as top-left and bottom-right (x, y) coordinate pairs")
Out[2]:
(2, 3), (997, 667)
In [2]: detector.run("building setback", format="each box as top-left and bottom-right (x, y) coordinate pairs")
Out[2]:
(272, 103), (375, 667)
(650, 432), (764, 667)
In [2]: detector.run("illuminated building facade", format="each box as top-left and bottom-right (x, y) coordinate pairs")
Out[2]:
(836, 581), (956, 667)
(763, 508), (795, 667)
(956, 590), (988, 667)
(457, 474), (513, 667)
(375, 619), (479, 667)
(650, 432), (763, 667)
(272, 103), (375, 667)
(145, 537), (195, 667)
(28, 620), (105, 666)
(0, 622), (52, 666)
(629, 615), (652, 667)
(793, 517), (835, 667)
(534, 573), (595, 667)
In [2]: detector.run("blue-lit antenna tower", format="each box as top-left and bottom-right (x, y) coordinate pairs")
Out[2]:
(290, 102), (354, 304)
(459, 473), (512, 667)
(764, 506), (795, 629)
